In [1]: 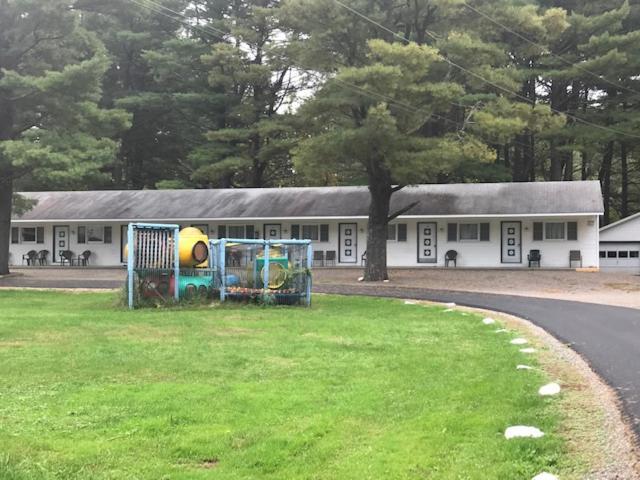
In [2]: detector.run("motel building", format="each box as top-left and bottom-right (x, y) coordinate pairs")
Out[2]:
(9, 181), (604, 269)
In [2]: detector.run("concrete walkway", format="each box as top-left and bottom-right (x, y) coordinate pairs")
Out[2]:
(315, 284), (640, 441)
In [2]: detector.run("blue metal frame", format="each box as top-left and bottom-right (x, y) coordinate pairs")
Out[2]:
(127, 222), (180, 309)
(211, 238), (312, 305)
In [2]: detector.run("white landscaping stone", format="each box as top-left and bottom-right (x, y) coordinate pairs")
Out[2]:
(517, 365), (534, 370)
(510, 338), (529, 345)
(404, 300), (417, 305)
(482, 317), (495, 325)
(532, 473), (558, 480)
(357, 276), (364, 282)
(444, 302), (456, 308)
(504, 426), (544, 439)
(520, 347), (537, 354)
(538, 383), (561, 396)
(495, 329), (508, 333)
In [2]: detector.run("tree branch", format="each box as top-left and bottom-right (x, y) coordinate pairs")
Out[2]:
(388, 201), (419, 222)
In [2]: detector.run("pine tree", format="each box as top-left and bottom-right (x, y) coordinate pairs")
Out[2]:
(0, 0), (130, 274)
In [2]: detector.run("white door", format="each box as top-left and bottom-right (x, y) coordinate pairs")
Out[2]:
(501, 222), (522, 263)
(264, 224), (282, 240)
(53, 225), (70, 263)
(417, 222), (437, 263)
(339, 223), (357, 263)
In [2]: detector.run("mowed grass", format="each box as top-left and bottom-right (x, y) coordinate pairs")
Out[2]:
(0, 291), (576, 479)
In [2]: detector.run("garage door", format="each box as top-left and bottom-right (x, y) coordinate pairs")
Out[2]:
(600, 246), (640, 272)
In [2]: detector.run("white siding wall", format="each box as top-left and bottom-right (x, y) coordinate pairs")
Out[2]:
(600, 214), (640, 242)
(9, 215), (599, 268)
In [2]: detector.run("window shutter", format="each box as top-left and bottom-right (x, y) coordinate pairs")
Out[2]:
(567, 222), (578, 241)
(480, 223), (490, 241)
(320, 224), (329, 242)
(77, 226), (86, 244)
(218, 225), (226, 239)
(447, 223), (458, 242)
(397, 223), (407, 242)
(245, 225), (255, 239)
(291, 224), (300, 239)
(533, 222), (543, 241)
(11, 227), (19, 244)
(104, 226), (112, 244)
(36, 227), (44, 244)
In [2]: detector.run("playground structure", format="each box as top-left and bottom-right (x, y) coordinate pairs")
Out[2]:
(210, 238), (313, 306)
(126, 223), (312, 308)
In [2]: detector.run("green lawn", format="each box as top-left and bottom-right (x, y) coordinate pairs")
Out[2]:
(0, 291), (578, 479)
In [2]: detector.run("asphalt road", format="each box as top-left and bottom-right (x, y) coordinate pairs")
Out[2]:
(2, 272), (639, 441)
(315, 284), (640, 440)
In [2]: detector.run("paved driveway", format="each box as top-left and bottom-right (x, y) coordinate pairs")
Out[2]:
(2, 268), (640, 441)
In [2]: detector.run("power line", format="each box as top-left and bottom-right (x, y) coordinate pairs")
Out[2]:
(333, 0), (640, 141)
(128, 0), (460, 126)
(461, 1), (640, 99)
(128, 0), (552, 153)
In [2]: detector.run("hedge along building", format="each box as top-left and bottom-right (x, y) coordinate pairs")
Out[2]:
(9, 181), (603, 269)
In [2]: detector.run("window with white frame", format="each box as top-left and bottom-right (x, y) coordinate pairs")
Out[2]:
(228, 225), (246, 238)
(544, 222), (565, 240)
(19, 227), (44, 244)
(302, 225), (319, 241)
(459, 223), (479, 241)
(78, 226), (112, 244)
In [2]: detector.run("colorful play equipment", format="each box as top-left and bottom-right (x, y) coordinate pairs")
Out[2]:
(210, 238), (313, 306)
(126, 224), (313, 308)
(126, 223), (215, 308)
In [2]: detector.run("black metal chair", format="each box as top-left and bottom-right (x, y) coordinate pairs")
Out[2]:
(22, 250), (38, 265)
(528, 249), (541, 268)
(445, 250), (458, 267)
(360, 250), (367, 266)
(60, 250), (75, 266)
(325, 250), (336, 266)
(313, 250), (324, 267)
(569, 250), (582, 268)
(37, 250), (49, 266)
(77, 250), (92, 266)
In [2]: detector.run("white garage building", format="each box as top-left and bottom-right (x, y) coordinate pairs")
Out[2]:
(10, 181), (603, 269)
(599, 212), (640, 273)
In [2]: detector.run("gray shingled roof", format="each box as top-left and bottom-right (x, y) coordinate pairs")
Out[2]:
(13, 181), (603, 221)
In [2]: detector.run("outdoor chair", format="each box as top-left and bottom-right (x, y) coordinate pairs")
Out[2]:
(360, 250), (367, 266)
(77, 250), (92, 266)
(22, 250), (38, 266)
(313, 250), (324, 267)
(60, 250), (75, 266)
(37, 250), (49, 266)
(527, 249), (541, 268)
(569, 250), (582, 268)
(445, 250), (458, 267)
(325, 250), (336, 266)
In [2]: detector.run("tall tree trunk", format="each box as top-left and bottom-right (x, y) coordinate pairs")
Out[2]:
(0, 175), (13, 275)
(364, 179), (392, 282)
(599, 141), (614, 225)
(549, 79), (568, 181)
(581, 151), (589, 180)
(620, 142), (629, 218)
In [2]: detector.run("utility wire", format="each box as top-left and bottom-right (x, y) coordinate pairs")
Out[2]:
(461, 1), (640, 99)
(128, 0), (460, 125)
(128, 0), (545, 153)
(333, 0), (640, 140)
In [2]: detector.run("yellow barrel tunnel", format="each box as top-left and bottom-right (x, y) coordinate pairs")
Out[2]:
(123, 227), (209, 267)
(178, 227), (209, 267)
